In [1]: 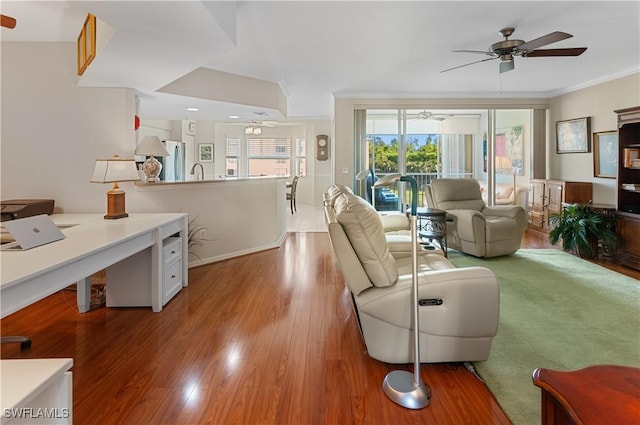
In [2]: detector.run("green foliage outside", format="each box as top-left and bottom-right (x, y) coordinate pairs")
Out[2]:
(370, 135), (440, 174)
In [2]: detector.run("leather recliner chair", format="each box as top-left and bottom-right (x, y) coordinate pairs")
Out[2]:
(426, 178), (527, 258)
(324, 188), (499, 364)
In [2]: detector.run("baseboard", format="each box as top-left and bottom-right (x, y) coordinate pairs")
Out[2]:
(187, 230), (288, 268)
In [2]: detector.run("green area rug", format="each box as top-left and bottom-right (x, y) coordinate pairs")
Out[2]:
(448, 249), (640, 425)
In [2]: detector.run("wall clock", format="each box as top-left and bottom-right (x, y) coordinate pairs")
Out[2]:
(316, 134), (329, 161)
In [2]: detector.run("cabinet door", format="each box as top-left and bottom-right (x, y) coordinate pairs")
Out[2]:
(529, 181), (545, 211)
(617, 215), (640, 270)
(546, 182), (565, 215)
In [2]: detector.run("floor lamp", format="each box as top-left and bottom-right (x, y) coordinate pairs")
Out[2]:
(374, 174), (431, 409)
(355, 168), (376, 208)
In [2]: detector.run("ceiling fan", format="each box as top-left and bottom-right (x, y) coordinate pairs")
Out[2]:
(410, 110), (451, 121)
(224, 119), (278, 135)
(442, 27), (587, 74)
(1, 14), (17, 29)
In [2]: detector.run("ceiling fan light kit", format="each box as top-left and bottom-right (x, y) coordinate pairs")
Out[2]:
(442, 27), (587, 74)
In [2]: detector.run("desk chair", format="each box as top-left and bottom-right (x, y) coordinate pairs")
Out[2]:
(286, 176), (299, 214)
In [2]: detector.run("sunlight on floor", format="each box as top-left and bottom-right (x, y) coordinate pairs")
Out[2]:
(286, 204), (326, 232)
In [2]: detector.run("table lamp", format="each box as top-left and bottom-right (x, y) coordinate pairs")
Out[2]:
(374, 173), (431, 409)
(135, 136), (170, 182)
(90, 155), (140, 219)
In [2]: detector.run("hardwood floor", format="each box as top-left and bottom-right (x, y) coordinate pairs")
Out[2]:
(1, 230), (636, 424)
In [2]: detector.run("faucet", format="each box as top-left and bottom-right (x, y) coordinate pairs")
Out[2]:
(190, 163), (204, 181)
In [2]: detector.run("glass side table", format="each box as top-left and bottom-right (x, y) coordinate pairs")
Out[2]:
(416, 207), (448, 257)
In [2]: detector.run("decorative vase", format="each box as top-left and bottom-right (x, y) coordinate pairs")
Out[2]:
(143, 155), (162, 182)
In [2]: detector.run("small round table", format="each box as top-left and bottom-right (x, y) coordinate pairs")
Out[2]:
(416, 207), (447, 257)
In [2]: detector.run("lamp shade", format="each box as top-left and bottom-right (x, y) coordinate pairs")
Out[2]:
(91, 155), (140, 183)
(495, 156), (514, 174)
(134, 136), (170, 156)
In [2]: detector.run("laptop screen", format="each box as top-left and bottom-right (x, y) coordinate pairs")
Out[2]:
(2, 214), (65, 250)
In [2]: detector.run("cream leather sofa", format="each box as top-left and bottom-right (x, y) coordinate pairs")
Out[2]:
(324, 186), (499, 364)
(477, 180), (528, 211)
(427, 178), (527, 258)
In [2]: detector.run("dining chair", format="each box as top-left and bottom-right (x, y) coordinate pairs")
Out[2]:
(286, 176), (299, 214)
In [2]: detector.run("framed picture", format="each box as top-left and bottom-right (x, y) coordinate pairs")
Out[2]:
(198, 143), (214, 162)
(495, 125), (524, 175)
(77, 13), (96, 76)
(593, 131), (618, 178)
(556, 117), (591, 153)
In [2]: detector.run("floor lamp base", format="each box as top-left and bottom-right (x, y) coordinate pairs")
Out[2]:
(382, 370), (431, 409)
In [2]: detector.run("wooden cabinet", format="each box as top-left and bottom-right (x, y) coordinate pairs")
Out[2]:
(528, 179), (593, 233)
(615, 107), (640, 270)
(528, 180), (546, 230)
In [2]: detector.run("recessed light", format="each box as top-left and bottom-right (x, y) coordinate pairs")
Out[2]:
(228, 115), (240, 119)
(186, 107), (199, 112)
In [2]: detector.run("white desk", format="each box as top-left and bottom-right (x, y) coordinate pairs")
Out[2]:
(0, 213), (188, 318)
(0, 358), (73, 424)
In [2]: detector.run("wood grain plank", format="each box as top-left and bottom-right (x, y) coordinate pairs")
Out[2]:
(7, 232), (610, 424)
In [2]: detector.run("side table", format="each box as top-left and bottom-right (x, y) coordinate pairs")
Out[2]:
(416, 207), (447, 257)
(532, 365), (640, 425)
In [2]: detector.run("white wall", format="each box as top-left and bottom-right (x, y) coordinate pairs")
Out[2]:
(549, 73), (640, 205)
(1, 42), (287, 265)
(1, 42), (135, 212)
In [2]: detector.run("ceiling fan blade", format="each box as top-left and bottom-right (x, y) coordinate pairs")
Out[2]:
(441, 57), (497, 73)
(525, 47), (587, 57)
(518, 31), (572, 52)
(1, 14), (17, 29)
(453, 49), (496, 56)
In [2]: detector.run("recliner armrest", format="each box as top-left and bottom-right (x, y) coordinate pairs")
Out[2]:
(379, 212), (409, 232)
(443, 209), (487, 243)
(482, 205), (527, 233)
(481, 205), (523, 219)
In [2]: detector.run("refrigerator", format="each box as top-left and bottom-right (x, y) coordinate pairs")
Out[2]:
(159, 140), (186, 182)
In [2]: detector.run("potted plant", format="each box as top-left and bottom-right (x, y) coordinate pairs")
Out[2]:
(548, 203), (617, 259)
(188, 215), (214, 262)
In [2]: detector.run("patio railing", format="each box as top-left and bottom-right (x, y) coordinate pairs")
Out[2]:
(371, 172), (472, 211)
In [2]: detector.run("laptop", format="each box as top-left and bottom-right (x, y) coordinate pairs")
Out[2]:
(1, 214), (65, 250)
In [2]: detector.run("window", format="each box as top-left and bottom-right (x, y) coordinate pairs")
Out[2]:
(226, 137), (241, 177)
(295, 137), (306, 177)
(247, 138), (291, 177)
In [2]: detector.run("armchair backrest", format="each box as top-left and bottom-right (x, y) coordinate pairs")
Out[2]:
(430, 179), (485, 211)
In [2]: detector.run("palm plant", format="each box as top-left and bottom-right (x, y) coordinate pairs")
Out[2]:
(548, 203), (617, 259)
(188, 215), (214, 262)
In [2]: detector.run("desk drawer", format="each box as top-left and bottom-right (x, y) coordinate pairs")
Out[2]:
(163, 258), (183, 304)
(163, 237), (182, 265)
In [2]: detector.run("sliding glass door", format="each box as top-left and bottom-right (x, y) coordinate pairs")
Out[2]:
(356, 108), (481, 210)
(355, 108), (536, 211)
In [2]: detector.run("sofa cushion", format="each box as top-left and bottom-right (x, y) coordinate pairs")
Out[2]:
(495, 184), (513, 200)
(334, 193), (397, 287)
